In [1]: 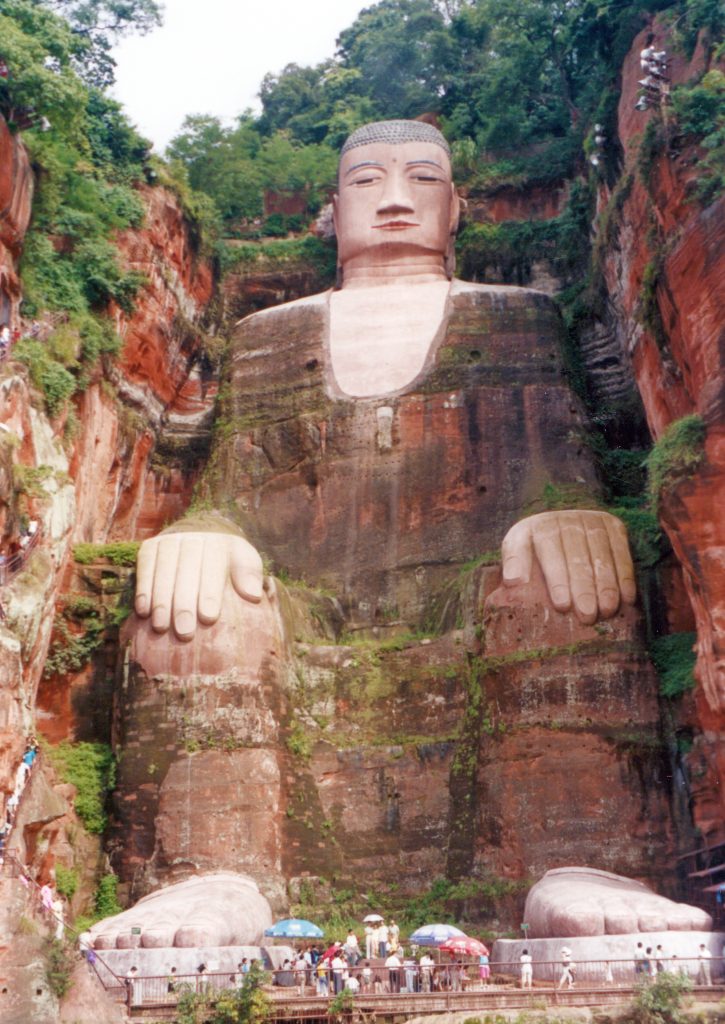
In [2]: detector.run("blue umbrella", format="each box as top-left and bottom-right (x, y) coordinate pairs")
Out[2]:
(264, 918), (324, 939)
(409, 923), (467, 947)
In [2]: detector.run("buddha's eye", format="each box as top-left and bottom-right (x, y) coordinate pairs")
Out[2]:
(351, 175), (381, 186)
(411, 174), (442, 183)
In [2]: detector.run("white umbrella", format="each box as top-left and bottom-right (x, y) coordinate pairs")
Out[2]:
(363, 914), (384, 923)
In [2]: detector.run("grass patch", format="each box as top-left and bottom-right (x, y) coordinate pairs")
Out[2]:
(650, 632), (697, 699)
(73, 541), (140, 566)
(646, 415), (706, 512)
(45, 741), (115, 834)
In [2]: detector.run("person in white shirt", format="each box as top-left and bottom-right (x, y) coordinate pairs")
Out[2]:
(365, 925), (375, 959)
(385, 952), (401, 993)
(420, 953), (434, 993)
(520, 949), (533, 989)
(379, 922), (389, 957)
(697, 944), (712, 985)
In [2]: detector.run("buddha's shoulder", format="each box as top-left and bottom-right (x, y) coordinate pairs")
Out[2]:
(450, 278), (558, 312)
(234, 290), (330, 333)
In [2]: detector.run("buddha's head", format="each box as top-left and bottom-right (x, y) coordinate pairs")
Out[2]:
(333, 120), (460, 285)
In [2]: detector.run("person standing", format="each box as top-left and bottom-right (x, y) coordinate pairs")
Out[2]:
(520, 949), (533, 989)
(385, 951), (401, 993)
(634, 941), (647, 977)
(331, 952), (346, 994)
(344, 929), (360, 966)
(379, 921), (389, 958)
(697, 944), (712, 985)
(316, 958), (329, 996)
(655, 945), (667, 973)
(420, 952), (434, 992)
(479, 949), (490, 986)
(389, 919), (400, 951)
(558, 948), (575, 989)
(365, 925), (375, 959)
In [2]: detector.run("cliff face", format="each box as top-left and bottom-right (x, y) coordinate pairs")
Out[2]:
(0, 117), (214, 816)
(599, 27), (725, 836)
(0, 115), (32, 330)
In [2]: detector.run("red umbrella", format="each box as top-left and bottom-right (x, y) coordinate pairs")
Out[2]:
(439, 937), (489, 958)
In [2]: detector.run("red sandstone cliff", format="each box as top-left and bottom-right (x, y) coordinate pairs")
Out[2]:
(599, 25), (725, 836)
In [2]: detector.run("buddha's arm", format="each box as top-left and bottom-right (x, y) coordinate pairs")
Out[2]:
(134, 518), (265, 641)
(501, 510), (636, 623)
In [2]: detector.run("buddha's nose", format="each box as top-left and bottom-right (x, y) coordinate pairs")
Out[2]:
(376, 171), (415, 214)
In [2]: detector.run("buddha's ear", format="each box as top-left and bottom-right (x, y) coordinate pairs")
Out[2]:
(449, 185), (461, 235)
(332, 194), (340, 236)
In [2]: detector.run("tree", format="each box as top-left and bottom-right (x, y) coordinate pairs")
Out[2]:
(37, 0), (163, 86)
(336, 0), (454, 118)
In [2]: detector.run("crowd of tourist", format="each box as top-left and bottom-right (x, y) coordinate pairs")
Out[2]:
(0, 739), (40, 866)
(274, 940), (485, 996)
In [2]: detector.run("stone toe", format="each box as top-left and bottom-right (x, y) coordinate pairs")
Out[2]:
(602, 898), (638, 934)
(140, 923), (177, 948)
(174, 922), (220, 947)
(637, 910), (667, 932)
(116, 930), (143, 949)
(550, 900), (604, 937)
(92, 930), (120, 950)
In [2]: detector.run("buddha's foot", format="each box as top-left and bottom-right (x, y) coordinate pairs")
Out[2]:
(90, 872), (272, 949)
(526, 867), (713, 938)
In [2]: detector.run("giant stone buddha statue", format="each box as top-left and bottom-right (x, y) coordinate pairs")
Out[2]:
(91, 122), (710, 951)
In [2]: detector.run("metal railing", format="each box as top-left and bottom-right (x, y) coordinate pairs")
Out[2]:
(106, 957), (725, 1009)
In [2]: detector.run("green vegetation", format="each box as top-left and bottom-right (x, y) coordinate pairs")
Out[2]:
(45, 740), (115, 833)
(629, 971), (693, 1024)
(176, 961), (270, 1024)
(672, 68), (725, 204)
(646, 415), (706, 511)
(93, 873), (122, 918)
(54, 864), (79, 901)
(650, 632), (697, 698)
(43, 938), (76, 999)
(286, 720), (313, 763)
(43, 614), (104, 676)
(72, 540), (140, 565)
(218, 235), (336, 280)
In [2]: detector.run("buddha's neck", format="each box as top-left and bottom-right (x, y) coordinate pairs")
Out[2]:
(341, 256), (448, 288)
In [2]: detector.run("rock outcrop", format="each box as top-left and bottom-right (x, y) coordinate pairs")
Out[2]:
(0, 115), (32, 330)
(599, 24), (725, 836)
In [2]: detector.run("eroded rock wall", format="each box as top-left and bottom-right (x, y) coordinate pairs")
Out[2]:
(599, 25), (725, 837)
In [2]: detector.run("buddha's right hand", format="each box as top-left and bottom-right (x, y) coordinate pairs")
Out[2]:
(134, 531), (264, 641)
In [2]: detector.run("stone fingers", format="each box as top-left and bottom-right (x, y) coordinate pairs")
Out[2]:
(584, 512), (620, 619)
(230, 537), (264, 603)
(558, 511), (598, 624)
(150, 534), (181, 633)
(501, 518), (534, 586)
(171, 535), (205, 641)
(135, 536), (159, 618)
(197, 537), (229, 626)
(604, 514), (637, 605)
(531, 514), (572, 613)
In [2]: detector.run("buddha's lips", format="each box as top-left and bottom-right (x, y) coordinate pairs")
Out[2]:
(373, 220), (420, 230)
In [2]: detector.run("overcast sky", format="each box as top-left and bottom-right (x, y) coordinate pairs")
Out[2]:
(110, 0), (371, 153)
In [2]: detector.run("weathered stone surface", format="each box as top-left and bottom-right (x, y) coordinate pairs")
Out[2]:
(600, 23), (725, 837)
(0, 114), (33, 329)
(90, 873), (273, 949)
(524, 867), (712, 938)
(205, 283), (597, 623)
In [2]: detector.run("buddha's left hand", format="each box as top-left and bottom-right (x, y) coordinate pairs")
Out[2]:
(501, 510), (637, 624)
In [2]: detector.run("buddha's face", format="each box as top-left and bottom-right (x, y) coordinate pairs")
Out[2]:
(333, 140), (459, 273)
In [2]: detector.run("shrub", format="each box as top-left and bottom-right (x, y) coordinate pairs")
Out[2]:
(44, 938), (76, 999)
(54, 864), (79, 901)
(12, 339), (77, 416)
(93, 874), (122, 918)
(628, 971), (692, 1024)
(650, 632), (697, 699)
(45, 741), (115, 834)
(647, 415), (706, 511)
(72, 541), (140, 566)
